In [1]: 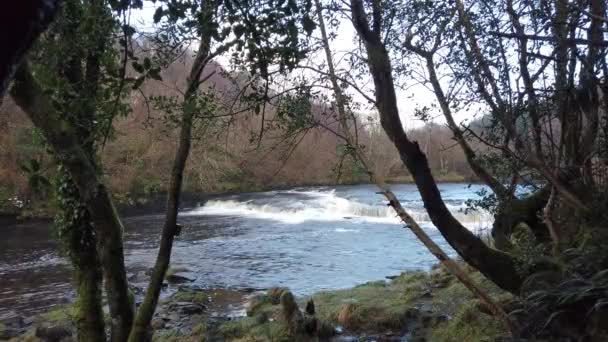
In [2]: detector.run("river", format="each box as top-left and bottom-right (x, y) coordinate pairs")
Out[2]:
(0, 183), (492, 321)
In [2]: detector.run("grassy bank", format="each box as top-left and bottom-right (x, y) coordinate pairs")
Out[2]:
(181, 265), (511, 341)
(160, 266), (511, 341)
(5, 264), (512, 341)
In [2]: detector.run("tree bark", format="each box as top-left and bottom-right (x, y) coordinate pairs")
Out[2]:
(11, 61), (134, 342)
(128, 15), (214, 341)
(316, 0), (515, 333)
(0, 1), (61, 100)
(63, 199), (106, 342)
(349, 0), (523, 294)
(54, 1), (108, 338)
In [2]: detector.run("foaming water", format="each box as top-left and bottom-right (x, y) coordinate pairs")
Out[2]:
(0, 183), (493, 320)
(184, 187), (491, 230)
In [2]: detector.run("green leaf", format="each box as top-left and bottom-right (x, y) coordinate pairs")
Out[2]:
(143, 57), (152, 70)
(153, 7), (164, 23)
(149, 69), (163, 81)
(132, 62), (144, 73)
(30, 159), (40, 172)
(302, 15), (316, 36)
(122, 24), (136, 37)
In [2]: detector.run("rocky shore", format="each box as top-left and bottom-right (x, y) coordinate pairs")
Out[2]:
(1, 264), (511, 341)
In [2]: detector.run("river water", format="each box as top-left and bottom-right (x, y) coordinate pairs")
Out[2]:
(0, 183), (491, 321)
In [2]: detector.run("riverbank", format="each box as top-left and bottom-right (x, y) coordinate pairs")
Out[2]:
(1, 263), (512, 341)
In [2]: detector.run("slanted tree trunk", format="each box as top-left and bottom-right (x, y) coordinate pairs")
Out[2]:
(349, 0), (523, 294)
(11, 60), (134, 342)
(128, 12), (214, 341)
(314, 0), (514, 333)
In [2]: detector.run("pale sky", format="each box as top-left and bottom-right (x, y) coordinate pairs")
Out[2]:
(131, 2), (478, 130)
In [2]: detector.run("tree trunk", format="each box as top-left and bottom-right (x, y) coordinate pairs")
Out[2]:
(11, 61), (134, 342)
(0, 0), (60, 100)
(128, 22), (213, 342)
(492, 187), (551, 249)
(349, 0), (523, 294)
(65, 202), (106, 342)
(315, 0), (515, 333)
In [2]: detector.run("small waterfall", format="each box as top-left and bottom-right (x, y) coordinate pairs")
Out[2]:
(184, 189), (492, 229)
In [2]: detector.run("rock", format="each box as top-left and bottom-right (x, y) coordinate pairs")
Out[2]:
(303, 315), (318, 335)
(280, 291), (298, 320)
(404, 307), (421, 320)
(419, 290), (433, 299)
(0, 327), (20, 340)
(151, 319), (165, 330)
(166, 274), (194, 284)
(23, 316), (36, 326)
(316, 320), (336, 339)
(255, 312), (269, 325)
(0, 313), (23, 327)
(165, 266), (194, 284)
(267, 287), (288, 305)
(170, 302), (206, 315)
(280, 291), (303, 334)
(246, 295), (271, 317)
(305, 298), (315, 315)
(35, 325), (71, 342)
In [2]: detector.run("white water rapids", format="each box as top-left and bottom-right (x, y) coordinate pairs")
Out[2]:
(184, 188), (492, 231)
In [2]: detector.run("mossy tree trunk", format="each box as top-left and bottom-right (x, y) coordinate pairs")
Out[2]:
(51, 1), (109, 339)
(3, 1), (119, 341)
(57, 174), (106, 342)
(348, 0), (523, 294)
(11, 60), (134, 342)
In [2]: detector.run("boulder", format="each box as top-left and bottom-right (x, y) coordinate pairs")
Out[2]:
(35, 325), (71, 342)
(280, 291), (303, 334)
(305, 298), (315, 315)
(166, 274), (194, 284)
(0, 327), (20, 340)
(267, 287), (288, 305)
(170, 302), (206, 315)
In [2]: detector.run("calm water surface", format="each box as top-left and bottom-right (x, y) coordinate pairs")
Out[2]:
(0, 183), (492, 321)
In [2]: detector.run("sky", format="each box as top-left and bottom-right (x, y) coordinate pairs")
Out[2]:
(131, 2), (478, 130)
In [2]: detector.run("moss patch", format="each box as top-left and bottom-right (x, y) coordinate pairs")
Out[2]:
(172, 288), (208, 304)
(214, 288), (335, 341)
(310, 266), (510, 340)
(430, 302), (504, 342)
(311, 272), (429, 331)
(39, 305), (75, 325)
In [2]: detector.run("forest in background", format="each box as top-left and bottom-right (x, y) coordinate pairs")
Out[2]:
(0, 50), (473, 217)
(3, 0), (608, 340)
